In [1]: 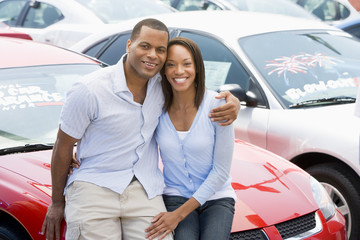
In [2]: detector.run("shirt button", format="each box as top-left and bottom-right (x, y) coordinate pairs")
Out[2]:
(183, 158), (186, 162)
(190, 180), (193, 183)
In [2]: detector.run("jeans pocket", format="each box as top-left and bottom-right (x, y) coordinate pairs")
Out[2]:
(65, 223), (81, 240)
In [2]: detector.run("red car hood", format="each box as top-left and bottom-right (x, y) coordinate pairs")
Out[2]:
(0, 142), (318, 232)
(0, 150), (52, 187)
(230, 140), (318, 232)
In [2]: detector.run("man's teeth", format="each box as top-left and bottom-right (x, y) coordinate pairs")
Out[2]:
(174, 78), (186, 83)
(145, 62), (155, 67)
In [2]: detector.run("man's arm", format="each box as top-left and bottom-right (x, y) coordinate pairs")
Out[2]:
(209, 91), (240, 126)
(41, 128), (78, 240)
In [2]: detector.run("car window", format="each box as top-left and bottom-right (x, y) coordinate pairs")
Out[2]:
(344, 24), (360, 39)
(227, 0), (317, 19)
(97, 34), (130, 65)
(0, 64), (101, 148)
(173, 0), (222, 11)
(23, 3), (63, 28)
(0, 0), (27, 27)
(178, 32), (266, 103)
(298, 0), (350, 21)
(240, 30), (360, 108)
(74, 0), (174, 23)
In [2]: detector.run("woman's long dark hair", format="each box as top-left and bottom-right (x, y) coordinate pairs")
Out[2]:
(161, 37), (205, 112)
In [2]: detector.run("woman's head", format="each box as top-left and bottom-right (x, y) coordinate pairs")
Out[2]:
(161, 37), (205, 111)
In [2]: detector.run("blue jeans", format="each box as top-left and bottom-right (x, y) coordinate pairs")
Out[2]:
(163, 195), (235, 240)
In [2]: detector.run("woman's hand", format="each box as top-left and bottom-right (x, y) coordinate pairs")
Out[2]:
(68, 150), (80, 175)
(145, 212), (181, 240)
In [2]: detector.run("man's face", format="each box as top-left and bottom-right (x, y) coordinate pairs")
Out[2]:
(126, 26), (168, 80)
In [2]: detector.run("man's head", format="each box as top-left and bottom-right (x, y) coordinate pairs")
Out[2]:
(125, 18), (169, 82)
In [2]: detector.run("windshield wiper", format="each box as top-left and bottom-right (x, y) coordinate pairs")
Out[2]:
(289, 96), (356, 109)
(0, 143), (54, 155)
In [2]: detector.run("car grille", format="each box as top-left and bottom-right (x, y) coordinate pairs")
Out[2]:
(230, 228), (268, 240)
(230, 212), (318, 240)
(276, 212), (316, 239)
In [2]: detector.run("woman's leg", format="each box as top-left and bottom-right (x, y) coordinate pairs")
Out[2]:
(163, 195), (200, 240)
(199, 198), (235, 240)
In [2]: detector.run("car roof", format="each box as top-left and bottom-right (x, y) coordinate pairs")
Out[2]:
(74, 10), (339, 50)
(158, 11), (337, 37)
(0, 37), (98, 68)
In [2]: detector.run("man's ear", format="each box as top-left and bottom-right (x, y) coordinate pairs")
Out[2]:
(126, 39), (131, 53)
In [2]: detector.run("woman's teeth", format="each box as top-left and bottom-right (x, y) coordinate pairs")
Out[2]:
(174, 78), (186, 83)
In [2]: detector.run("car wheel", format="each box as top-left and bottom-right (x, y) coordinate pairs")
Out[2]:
(307, 163), (360, 240)
(0, 218), (31, 240)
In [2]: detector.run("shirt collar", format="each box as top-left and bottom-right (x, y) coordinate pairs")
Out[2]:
(112, 54), (162, 94)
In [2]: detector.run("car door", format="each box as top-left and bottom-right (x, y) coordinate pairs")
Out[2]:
(177, 30), (269, 148)
(0, 0), (64, 41)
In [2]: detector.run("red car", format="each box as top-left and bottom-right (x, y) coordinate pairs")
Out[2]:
(0, 37), (346, 240)
(0, 22), (32, 40)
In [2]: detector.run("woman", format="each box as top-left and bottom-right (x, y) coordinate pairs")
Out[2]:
(145, 37), (236, 240)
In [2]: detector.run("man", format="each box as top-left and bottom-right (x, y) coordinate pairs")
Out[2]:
(41, 18), (240, 240)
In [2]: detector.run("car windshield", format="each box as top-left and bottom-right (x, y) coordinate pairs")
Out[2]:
(74, 0), (174, 23)
(227, 0), (318, 19)
(0, 64), (101, 150)
(240, 30), (360, 108)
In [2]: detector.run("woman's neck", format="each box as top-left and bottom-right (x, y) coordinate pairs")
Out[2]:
(171, 88), (196, 111)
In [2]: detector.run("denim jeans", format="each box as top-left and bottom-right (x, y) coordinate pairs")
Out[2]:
(163, 195), (235, 240)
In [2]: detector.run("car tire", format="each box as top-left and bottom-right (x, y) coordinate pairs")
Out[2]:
(306, 163), (360, 240)
(0, 218), (31, 240)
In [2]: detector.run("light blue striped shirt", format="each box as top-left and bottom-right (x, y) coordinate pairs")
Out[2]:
(155, 90), (236, 205)
(60, 55), (165, 199)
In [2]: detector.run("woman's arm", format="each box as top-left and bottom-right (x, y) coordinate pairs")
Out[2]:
(192, 116), (235, 205)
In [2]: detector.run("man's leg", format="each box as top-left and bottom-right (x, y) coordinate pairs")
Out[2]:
(199, 198), (235, 240)
(64, 181), (122, 240)
(121, 180), (173, 240)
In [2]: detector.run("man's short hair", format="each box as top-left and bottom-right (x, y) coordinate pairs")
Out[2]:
(130, 18), (169, 41)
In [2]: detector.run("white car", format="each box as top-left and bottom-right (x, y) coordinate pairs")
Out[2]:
(290, 0), (360, 25)
(72, 11), (360, 240)
(161, 0), (320, 20)
(0, 0), (175, 48)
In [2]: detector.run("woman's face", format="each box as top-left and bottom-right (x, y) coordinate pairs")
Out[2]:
(165, 44), (196, 93)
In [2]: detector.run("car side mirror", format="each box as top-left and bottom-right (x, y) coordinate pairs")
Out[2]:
(217, 84), (258, 107)
(30, 1), (40, 8)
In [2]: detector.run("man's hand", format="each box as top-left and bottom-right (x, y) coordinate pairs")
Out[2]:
(209, 91), (240, 126)
(41, 201), (65, 240)
(41, 128), (79, 240)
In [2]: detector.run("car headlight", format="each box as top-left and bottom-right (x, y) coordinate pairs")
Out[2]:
(310, 176), (336, 220)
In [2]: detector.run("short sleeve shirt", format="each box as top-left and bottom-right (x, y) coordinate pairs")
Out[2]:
(61, 55), (165, 199)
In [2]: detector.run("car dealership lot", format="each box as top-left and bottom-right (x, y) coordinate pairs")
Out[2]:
(0, 0), (176, 48)
(0, 34), (348, 240)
